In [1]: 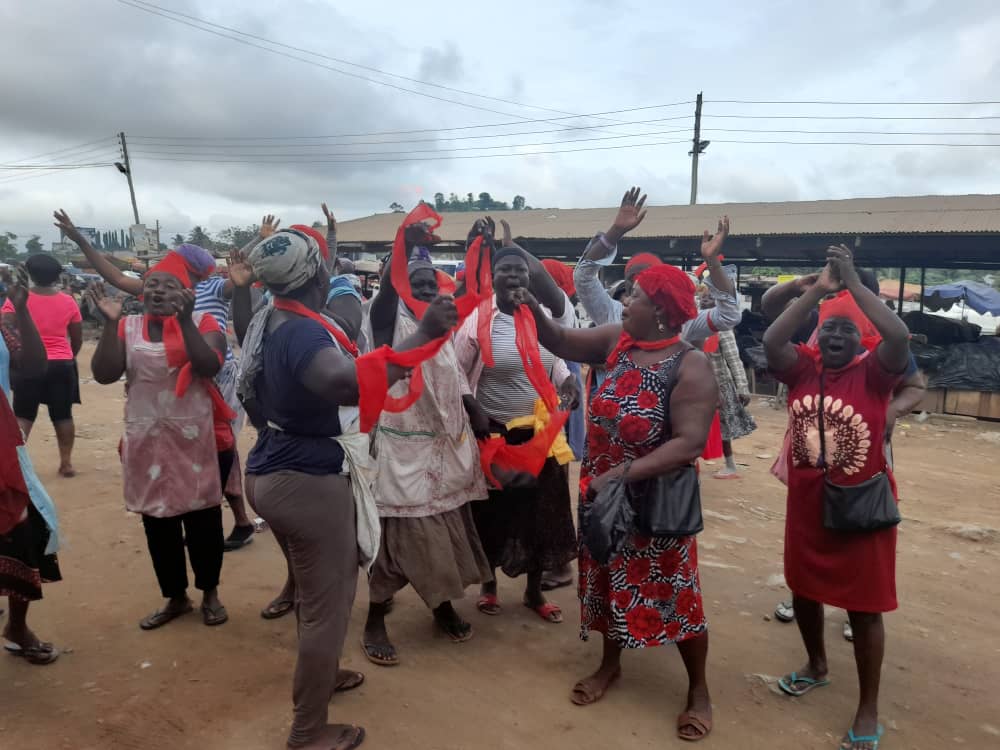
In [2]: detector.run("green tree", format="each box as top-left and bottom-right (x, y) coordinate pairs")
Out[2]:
(390, 202), (405, 213)
(187, 226), (214, 250)
(434, 192), (446, 211)
(216, 225), (258, 249)
(25, 235), (43, 254)
(512, 195), (526, 211)
(171, 234), (185, 248)
(0, 232), (18, 261)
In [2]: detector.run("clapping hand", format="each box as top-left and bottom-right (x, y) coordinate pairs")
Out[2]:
(227, 247), (255, 288)
(826, 244), (861, 290)
(172, 288), (196, 321)
(86, 282), (124, 322)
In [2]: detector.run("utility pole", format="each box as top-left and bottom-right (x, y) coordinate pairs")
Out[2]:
(116, 132), (140, 225)
(689, 92), (710, 205)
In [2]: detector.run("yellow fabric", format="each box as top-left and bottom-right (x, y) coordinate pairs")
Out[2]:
(502, 399), (574, 466)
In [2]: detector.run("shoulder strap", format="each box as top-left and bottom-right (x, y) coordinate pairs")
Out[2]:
(817, 370), (827, 472)
(662, 346), (692, 395)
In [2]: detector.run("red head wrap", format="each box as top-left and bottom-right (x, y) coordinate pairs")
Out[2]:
(625, 252), (663, 276)
(148, 251), (195, 289)
(541, 259), (576, 298)
(290, 224), (329, 261)
(692, 255), (724, 280)
(634, 264), (698, 331)
(815, 290), (881, 351)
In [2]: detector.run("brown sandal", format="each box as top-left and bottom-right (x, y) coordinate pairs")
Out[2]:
(570, 669), (620, 706)
(676, 711), (713, 742)
(334, 669), (365, 692)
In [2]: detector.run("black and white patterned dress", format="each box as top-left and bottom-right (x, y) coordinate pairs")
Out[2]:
(578, 349), (707, 649)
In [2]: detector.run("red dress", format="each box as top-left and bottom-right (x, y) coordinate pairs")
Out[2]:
(774, 345), (901, 613)
(579, 349), (706, 649)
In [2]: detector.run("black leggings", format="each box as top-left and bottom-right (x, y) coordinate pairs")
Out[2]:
(140, 450), (233, 599)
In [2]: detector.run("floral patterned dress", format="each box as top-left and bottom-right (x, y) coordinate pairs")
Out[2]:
(579, 348), (707, 649)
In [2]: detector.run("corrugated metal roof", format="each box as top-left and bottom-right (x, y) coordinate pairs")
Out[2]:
(335, 194), (1000, 243)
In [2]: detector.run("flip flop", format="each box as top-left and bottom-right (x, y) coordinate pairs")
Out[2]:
(435, 615), (474, 644)
(139, 602), (193, 630)
(4, 640), (60, 665)
(840, 725), (884, 749)
(774, 601), (795, 623)
(476, 594), (501, 616)
(570, 669), (620, 706)
(201, 603), (229, 627)
(334, 669), (365, 693)
(260, 599), (295, 620)
(777, 671), (830, 697)
(524, 601), (563, 624)
(676, 710), (713, 742)
(360, 638), (399, 667)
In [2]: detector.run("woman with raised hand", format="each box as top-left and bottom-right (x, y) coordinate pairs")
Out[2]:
(0, 273), (63, 665)
(763, 245), (910, 750)
(1, 252), (82, 477)
(239, 227), (457, 750)
(454, 243), (580, 625)
(514, 261), (718, 741)
(359, 250), (491, 666)
(89, 251), (234, 630)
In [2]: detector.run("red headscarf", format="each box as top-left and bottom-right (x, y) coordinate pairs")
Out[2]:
(634, 264), (698, 331)
(625, 252), (662, 276)
(810, 290), (882, 357)
(541, 259), (576, 298)
(148, 251), (196, 288)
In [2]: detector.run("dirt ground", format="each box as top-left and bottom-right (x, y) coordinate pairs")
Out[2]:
(3, 341), (1000, 750)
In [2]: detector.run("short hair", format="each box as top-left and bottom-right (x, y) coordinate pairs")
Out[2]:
(25, 254), (63, 286)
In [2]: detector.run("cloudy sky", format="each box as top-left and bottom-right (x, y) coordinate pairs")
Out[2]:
(2, 0), (999, 246)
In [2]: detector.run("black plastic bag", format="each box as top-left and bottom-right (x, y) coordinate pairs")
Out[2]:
(580, 476), (635, 566)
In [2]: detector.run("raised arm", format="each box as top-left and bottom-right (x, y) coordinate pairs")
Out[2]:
(498, 218), (565, 318)
(763, 267), (838, 372)
(226, 247), (256, 345)
(515, 290), (621, 366)
(322, 203), (337, 259)
(827, 244), (910, 374)
(761, 274), (818, 323)
(88, 284), (126, 385)
(174, 290), (225, 378)
(368, 255), (400, 349)
(5, 281), (47, 378)
(54, 210), (143, 296)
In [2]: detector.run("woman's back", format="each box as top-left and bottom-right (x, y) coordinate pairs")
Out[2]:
(2, 291), (80, 360)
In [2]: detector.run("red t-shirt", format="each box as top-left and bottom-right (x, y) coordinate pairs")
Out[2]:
(118, 314), (234, 452)
(2, 292), (81, 360)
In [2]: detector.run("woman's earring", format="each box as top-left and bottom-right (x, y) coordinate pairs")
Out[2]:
(657, 320), (666, 332)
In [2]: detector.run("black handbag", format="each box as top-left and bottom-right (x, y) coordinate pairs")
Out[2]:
(580, 474), (637, 565)
(625, 349), (703, 537)
(818, 371), (901, 532)
(628, 465), (703, 536)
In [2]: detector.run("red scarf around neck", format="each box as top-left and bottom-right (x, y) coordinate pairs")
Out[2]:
(605, 333), (682, 369)
(273, 298), (359, 358)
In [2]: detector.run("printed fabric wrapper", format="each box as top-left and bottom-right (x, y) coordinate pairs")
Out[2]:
(478, 400), (571, 489)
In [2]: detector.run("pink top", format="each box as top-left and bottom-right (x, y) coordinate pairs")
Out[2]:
(2, 292), (81, 360)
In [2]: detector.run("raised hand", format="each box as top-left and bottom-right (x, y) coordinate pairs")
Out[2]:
(826, 244), (861, 290)
(500, 218), (513, 247)
(8, 271), (29, 311)
(321, 203), (336, 232)
(172, 288), (196, 321)
(813, 263), (843, 296)
(260, 214), (281, 239)
(53, 209), (87, 246)
(612, 187), (648, 234)
(700, 215), (730, 262)
(794, 273), (820, 293)
(227, 247), (255, 288)
(509, 287), (540, 312)
(87, 282), (124, 322)
(418, 295), (459, 338)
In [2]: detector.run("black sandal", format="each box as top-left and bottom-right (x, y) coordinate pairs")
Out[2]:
(4, 640), (60, 665)
(140, 602), (194, 630)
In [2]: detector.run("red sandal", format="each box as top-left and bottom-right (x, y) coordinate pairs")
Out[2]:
(525, 601), (563, 623)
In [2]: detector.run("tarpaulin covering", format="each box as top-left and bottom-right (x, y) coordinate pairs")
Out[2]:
(923, 281), (1000, 316)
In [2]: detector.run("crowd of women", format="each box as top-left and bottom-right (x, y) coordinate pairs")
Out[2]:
(0, 187), (913, 750)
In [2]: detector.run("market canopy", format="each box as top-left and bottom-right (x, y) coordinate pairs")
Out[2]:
(923, 281), (1000, 315)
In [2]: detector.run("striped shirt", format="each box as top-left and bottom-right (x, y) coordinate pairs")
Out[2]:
(195, 277), (233, 361)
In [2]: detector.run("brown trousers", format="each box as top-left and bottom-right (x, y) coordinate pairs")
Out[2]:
(247, 471), (358, 748)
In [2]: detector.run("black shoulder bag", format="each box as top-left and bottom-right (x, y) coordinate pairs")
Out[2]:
(626, 349), (704, 537)
(818, 370), (901, 532)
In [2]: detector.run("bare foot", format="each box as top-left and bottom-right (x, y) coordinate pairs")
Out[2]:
(58, 464), (76, 478)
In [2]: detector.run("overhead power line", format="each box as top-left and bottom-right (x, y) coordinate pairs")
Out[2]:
(709, 99), (1000, 106)
(1, 136), (119, 166)
(116, 0), (683, 129)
